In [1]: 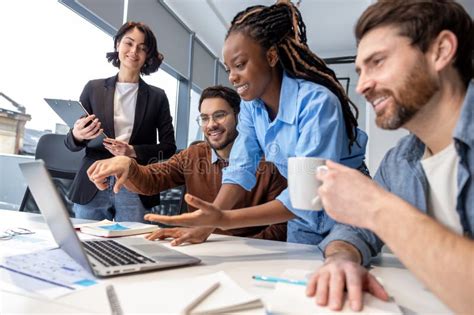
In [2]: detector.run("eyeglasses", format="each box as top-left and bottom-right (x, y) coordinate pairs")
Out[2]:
(196, 111), (231, 127)
(0, 227), (35, 240)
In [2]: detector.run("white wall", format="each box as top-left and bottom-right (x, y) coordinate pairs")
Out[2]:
(365, 105), (408, 175)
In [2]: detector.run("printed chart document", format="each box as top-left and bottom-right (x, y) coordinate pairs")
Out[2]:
(0, 248), (97, 299)
(114, 271), (262, 314)
(77, 219), (159, 237)
(265, 269), (401, 314)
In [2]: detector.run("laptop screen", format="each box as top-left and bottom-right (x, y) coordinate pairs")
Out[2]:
(19, 160), (95, 275)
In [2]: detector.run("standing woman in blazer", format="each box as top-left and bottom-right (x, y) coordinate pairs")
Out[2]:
(65, 21), (176, 222)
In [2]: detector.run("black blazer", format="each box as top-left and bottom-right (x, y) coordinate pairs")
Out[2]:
(65, 75), (176, 208)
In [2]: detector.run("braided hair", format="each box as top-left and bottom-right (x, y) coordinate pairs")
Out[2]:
(226, 0), (359, 148)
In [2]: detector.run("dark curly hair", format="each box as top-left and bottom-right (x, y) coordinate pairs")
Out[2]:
(106, 21), (164, 75)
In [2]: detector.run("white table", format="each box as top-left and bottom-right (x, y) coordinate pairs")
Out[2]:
(0, 210), (451, 314)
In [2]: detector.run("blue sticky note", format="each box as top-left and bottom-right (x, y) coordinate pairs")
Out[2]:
(74, 279), (97, 287)
(99, 223), (129, 231)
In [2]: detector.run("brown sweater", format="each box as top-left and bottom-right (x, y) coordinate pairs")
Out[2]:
(125, 142), (287, 241)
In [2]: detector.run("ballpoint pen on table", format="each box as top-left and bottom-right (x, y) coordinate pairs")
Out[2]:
(106, 284), (124, 315)
(252, 275), (308, 286)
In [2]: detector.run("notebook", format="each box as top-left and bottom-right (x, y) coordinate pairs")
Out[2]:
(19, 160), (201, 278)
(114, 271), (263, 314)
(265, 269), (402, 314)
(77, 219), (159, 237)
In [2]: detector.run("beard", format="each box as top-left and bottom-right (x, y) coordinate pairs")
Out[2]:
(204, 127), (238, 151)
(375, 59), (440, 130)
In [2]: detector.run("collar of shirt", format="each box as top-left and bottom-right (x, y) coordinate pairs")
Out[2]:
(252, 71), (299, 125)
(398, 80), (474, 163)
(210, 147), (228, 165)
(453, 80), (474, 149)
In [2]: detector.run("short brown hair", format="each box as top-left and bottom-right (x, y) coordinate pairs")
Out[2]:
(355, 0), (473, 86)
(198, 85), (241, 114)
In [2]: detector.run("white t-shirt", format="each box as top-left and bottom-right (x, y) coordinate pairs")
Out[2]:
(113, 82), (138, 142)
(421, 143), (463, 234)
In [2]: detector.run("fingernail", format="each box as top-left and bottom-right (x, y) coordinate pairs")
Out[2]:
(350, 301), (360, 311)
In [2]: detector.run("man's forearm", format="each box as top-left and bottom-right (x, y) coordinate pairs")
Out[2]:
(372, 196), (474, 314)
(125, 159), (180, 195)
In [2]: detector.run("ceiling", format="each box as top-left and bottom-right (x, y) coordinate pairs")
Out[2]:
(163, 0), (474, 61)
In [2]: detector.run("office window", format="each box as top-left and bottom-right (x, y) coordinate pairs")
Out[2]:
(146, 71), (178, 129)
(187, 89), (202, 146)
(0, 0), (178, 154)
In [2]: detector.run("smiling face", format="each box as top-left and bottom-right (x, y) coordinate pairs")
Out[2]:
(200, 97), (238, 151)
(355, 25), (440, 130)
(223, 32), (278, 102)
(116, 27), (148, 73)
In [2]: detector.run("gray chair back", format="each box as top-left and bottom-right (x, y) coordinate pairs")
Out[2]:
(19, 133), (84, 216)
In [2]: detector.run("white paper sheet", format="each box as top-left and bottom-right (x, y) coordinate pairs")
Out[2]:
(0, 248), (97, 299)
(114, 271), (262, 314)
(371, 266), (452, 314)
(265, 269), (402, 314)
(0, 230), (57, 257)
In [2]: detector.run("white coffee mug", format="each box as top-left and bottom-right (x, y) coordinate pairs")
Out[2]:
(288, 157), (328, 211)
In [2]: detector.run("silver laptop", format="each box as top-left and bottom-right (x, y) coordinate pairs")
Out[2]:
(19, 160), (201, 278)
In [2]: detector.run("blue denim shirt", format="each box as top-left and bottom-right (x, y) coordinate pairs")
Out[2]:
(320, 81), (474, 266)
(222, 72), (368, 245)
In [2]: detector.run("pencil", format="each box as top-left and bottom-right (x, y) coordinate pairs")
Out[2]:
(181, 281), (220, 315)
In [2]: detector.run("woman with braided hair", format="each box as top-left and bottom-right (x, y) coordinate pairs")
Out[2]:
(145, 0), (372, 301)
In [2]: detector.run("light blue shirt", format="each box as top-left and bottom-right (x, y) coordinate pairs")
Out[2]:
(210, 148), (224, 164)
(223, 72), (368, 245)
(320, 80), (474, 266)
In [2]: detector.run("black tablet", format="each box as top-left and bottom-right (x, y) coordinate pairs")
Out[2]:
(44, 98), (89, 128)
(44, 98), (107, 138)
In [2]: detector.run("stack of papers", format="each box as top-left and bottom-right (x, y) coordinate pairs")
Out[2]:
(265, 269), (401, 314)
(114, 271), (262, 314)
(76, 219), (159, 237)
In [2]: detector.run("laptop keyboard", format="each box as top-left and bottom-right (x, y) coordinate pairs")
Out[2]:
(83, 240), (155, 267)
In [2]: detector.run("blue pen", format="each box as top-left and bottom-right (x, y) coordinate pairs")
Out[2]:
(252, 275), (308, 286)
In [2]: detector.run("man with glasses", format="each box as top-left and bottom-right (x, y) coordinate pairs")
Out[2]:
(87, 85), (287, 245)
